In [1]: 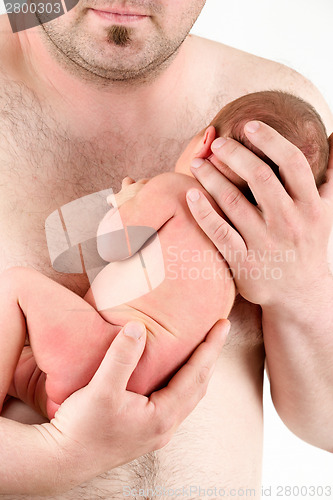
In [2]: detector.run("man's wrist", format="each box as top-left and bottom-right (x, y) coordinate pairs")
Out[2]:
(262, 270), (333, 328)
(31, 421), (91, 495)
(0, 418), (74, 496)
(43, 419), (110, 492)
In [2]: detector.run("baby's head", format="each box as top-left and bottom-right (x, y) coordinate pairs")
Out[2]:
(176, 90), (329, 191)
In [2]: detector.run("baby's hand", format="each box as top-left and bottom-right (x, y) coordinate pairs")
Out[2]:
(107, 177), (150, 208)
(121, 176), (150, 188)
(121, 176), (136, 188)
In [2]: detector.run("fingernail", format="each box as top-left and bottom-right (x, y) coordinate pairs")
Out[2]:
(124, 322), (145, 339)
(224, 321), (231, 336)
(187, 189), (200, 202)
(245, 121), (260, 133)
(191, 158), (205, 169)
(212, 137), (227, 149)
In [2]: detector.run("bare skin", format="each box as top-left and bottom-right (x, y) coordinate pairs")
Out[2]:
(0, 173), (235, 420)
(0, 1), (332, 496)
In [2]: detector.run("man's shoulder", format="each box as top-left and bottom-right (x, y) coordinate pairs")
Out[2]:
(190, 35), (333, 133)
(190, 34), (308, 89)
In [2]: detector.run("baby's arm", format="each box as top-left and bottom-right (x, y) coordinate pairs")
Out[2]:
(97, 173), (179, 262)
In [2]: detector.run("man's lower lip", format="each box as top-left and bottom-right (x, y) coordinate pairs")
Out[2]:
(90, 9), (148, 22)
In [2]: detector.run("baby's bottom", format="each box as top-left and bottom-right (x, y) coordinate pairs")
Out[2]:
(0, 268), (194, 420)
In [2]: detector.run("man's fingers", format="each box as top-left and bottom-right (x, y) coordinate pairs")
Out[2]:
(319, 133), (333, 200)
(149, 319), (231, 433)
(242, 121), (319, 204)
(91, 322), (147, 395)
(190, 159), (263, 243)
(186, 188), (247, 263)
(210, 134), (293, 214)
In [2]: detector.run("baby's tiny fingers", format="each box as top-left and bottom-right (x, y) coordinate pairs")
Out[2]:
(122, 177), (135, 188)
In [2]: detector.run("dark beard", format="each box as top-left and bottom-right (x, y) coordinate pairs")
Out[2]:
(107, 25), (132, 46)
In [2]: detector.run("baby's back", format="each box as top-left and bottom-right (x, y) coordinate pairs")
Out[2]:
(88, 173), (235, 393)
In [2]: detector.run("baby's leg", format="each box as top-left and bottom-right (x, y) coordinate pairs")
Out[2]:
(0, 267), (120, 416)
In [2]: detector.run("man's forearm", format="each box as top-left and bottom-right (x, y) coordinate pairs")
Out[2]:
(0, 417), (79, 495)
(262, 273), (333, 451)
(0, 415), (102, 495)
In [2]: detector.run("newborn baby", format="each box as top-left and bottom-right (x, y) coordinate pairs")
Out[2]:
(2, 91), (329, 419)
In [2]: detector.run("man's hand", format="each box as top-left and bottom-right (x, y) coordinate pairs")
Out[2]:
(186, 122), (333, 449)
(186, 122), (333, 307)
(1, 319), (230, 495)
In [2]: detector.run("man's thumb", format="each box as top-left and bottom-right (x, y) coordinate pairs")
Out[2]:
(91, 321), (147, 394)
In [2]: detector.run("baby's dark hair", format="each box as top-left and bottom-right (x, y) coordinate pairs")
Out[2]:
(210, 90), (329, 187)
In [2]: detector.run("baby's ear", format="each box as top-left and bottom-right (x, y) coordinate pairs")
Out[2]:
(194, 126), (216, 158)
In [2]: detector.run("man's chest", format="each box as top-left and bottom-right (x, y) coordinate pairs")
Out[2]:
(0, 80), (196, 292)
(0, 82), (188, 197)
(0, 77), (265, 497)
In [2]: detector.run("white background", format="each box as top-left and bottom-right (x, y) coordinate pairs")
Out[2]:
(191, 0), (333, 498)
(0, 0), (332, 497)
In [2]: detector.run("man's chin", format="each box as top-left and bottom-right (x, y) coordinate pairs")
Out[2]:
(106, 25), (133, 47)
